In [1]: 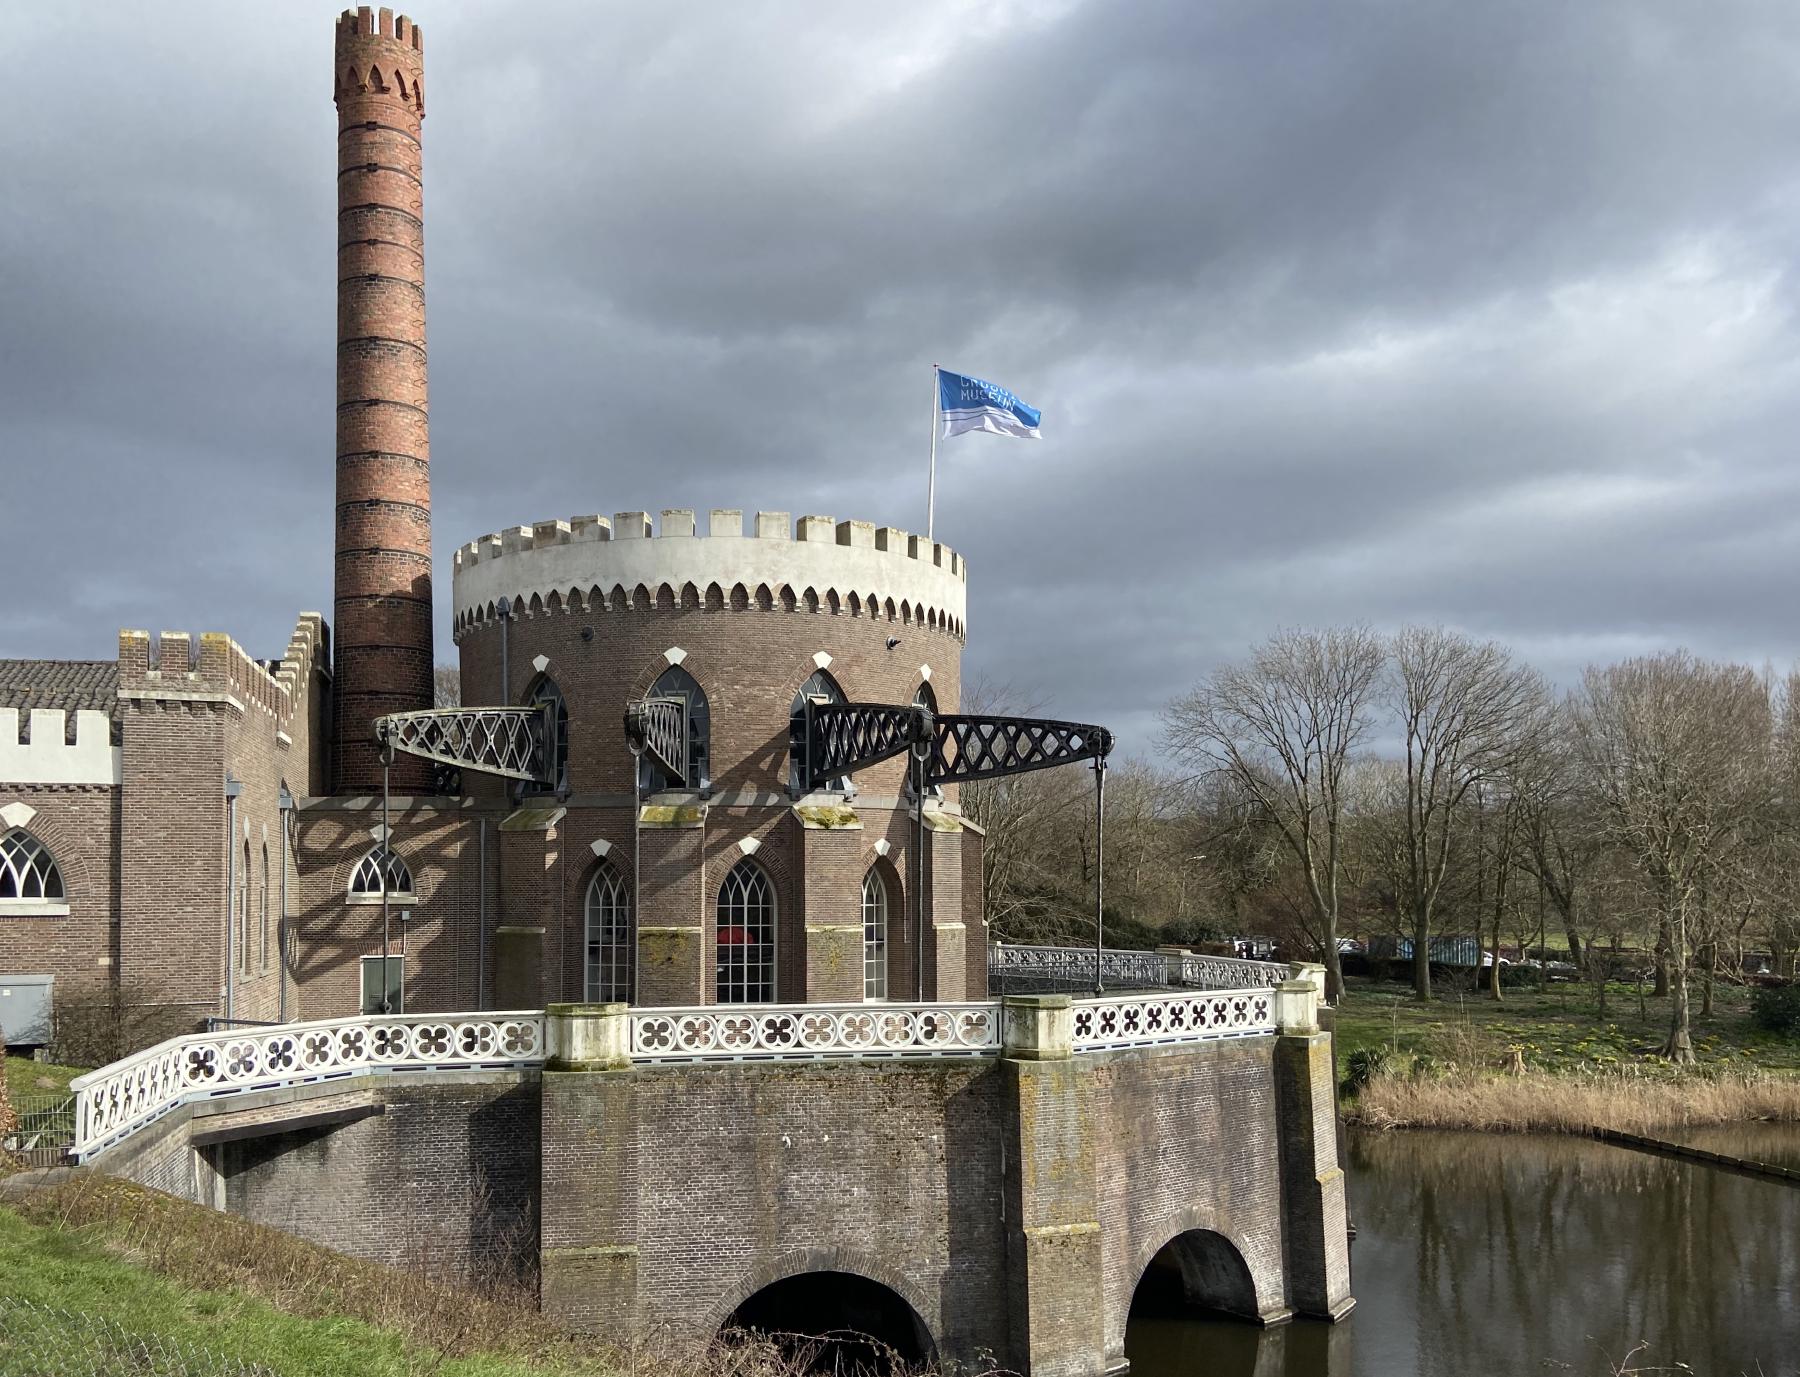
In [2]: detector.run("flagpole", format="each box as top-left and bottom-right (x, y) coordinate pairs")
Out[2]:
(927, 364), (939, 541)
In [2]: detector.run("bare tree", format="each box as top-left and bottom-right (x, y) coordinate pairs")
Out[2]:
(1572, 652), (1769, 1062)
(1163, 627), (1385, 999)
(1391, 627), (1550, 1000)
(434, 664), (461, 708)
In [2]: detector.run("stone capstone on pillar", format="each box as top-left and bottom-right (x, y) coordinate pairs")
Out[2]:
(1002, 995), (1073, 1062)
(1274, 978), (1320, 1036)
(546, 1003), (630, 1072)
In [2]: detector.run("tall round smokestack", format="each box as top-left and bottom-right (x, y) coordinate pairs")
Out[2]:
(332, 6), (433, 793)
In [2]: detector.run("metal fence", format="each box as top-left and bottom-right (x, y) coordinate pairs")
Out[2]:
(3, 1091), (74, 1167)
(989, 943), (1290, 995)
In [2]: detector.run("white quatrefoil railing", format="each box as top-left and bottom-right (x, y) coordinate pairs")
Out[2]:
(1073, 989), (1275, 1052)
(630, 1001), (1000, 1063)
(69, 1012), (545, 1162)
(68, 984), (1284, 1161)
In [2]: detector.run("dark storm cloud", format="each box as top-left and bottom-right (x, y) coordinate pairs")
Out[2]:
(4, 1), (1798, 753)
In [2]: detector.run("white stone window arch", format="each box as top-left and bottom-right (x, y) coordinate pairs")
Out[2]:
(348, 845), (414, 903)
(0, 828), (67, 915)
(716, 858), (776, 1004)
(585, 860), (633, 1003)
(862, 865), (889, 1001)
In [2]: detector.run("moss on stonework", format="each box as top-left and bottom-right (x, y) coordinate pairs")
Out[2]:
(638, 928), (699, 966)
(922, 811), (963, 832)
(795, 804), (861, 829)
(638, 804), (705, 828)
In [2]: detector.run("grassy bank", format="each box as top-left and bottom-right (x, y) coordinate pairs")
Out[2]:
(1333, 975), (1800, 1133)
(0, 1173), (799, 1377)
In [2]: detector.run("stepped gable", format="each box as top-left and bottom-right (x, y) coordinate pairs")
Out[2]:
(0, 660), (120, 725)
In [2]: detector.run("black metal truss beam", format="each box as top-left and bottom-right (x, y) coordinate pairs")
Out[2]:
(374, 705), (551, 783)
(803, 702), (1113, 791)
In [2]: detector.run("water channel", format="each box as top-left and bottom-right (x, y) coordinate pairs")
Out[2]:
(1127, 1128), (1800, 1377)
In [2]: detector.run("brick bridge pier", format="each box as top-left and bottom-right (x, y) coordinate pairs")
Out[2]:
(74, 967), (1351, 1375)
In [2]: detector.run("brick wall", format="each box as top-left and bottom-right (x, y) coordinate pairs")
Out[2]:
(223, 1074), (540, 1287)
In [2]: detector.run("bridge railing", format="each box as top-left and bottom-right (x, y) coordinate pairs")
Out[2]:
(989, 943), (1290, 994)
(68, 1011), (545, 1163)
(1072, 988), (1275, 1052)
(630, 1001), (1001, 1062)
(68, 975), (1302, 1161)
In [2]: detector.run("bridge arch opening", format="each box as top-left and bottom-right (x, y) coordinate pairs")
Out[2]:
(1129, 1228), (1262, 1323)
(723, 1270), (933, 1373)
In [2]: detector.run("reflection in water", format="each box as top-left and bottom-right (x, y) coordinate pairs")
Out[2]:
(1659, 1121), (1800, 1171)
(1124, 1129), (1800, 1377)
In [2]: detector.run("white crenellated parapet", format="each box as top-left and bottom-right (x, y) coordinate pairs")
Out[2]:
(449, 508), (969, 643)
(0, 709), (121, 786)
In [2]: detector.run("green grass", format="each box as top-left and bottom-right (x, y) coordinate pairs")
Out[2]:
(0, 1206), (558, 1377)
(5, 1055), (87, 1099)
(1333, 975), (1800, 1079)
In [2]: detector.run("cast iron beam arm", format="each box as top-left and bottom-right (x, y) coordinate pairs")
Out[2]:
(804, 702), (1113, 791)
(374, 705), (551, 783)
(624, 696), (689, 786)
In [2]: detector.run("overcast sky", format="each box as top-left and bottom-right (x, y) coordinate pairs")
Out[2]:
(4, 1), (1798, 753)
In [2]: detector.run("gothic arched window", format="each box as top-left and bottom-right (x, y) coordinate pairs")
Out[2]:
(348, 845), (413, 901)
(585, 861), (633, 1003)
(526, 674), (570, 792)
(0, 829), (64, 905)
(641, 665), (709, 793)
(862, 866), (890, 1001)
(716, 858), (776, 1004)
(789, 668), (848, 794)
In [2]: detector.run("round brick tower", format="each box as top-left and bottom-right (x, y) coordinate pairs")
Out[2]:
(332, 7), (433, 793)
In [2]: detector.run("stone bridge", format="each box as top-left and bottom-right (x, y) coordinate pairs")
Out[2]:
(71, 966), (1351, 1375)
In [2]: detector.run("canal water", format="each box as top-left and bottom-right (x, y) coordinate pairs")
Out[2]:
(1126, 1129), (1800, 1377)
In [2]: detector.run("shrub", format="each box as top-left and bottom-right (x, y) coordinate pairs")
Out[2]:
(1340, 1046), (1388, 1096)
(1750, 983), (1800, 1037)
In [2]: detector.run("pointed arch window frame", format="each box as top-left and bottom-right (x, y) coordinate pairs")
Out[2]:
(716, 857), (777, 1004)
(585, 859), (634, 1004)
(641, 665), (710, 795)
(790, 667), (851, 795)
(524, 672), (570, 794)
(0, 827), (69, 916)
(348, 845), (415, 904)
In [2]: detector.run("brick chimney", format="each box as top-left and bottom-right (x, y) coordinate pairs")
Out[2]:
(332, 7), (433, 793)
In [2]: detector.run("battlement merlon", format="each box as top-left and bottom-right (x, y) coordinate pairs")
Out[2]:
(334, 8), (424, 114)
(116, 626), (307, 725)
(0, 709), (121, 786)
(450, 509), (968, 639)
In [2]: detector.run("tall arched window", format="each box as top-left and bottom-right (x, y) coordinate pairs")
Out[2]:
(349, 846), (414, 901)
(0, 829), (64, 906)
(585, 861), (633, 1003)
(526, 674), (570, 792)
(260, 843), (270, 970)
(240, 840), (251, 973)
(789, 668), (848, 794)
(641, 665), (709, 794)
(862, 866), (889, 1001)
(716, 859), (776, 1004)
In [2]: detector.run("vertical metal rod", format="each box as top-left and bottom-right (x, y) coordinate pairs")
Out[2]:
(277, 803), (289, 1022)
(927, 364), (939, 541)
(381, 747), (391, 1015)
(1094, 758), (1107, 996)
(498, 597), (512, 705)
(914, 747), (928, 1002)
(476, 818), (488, 1010)
(224, 789), (238, 1023)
